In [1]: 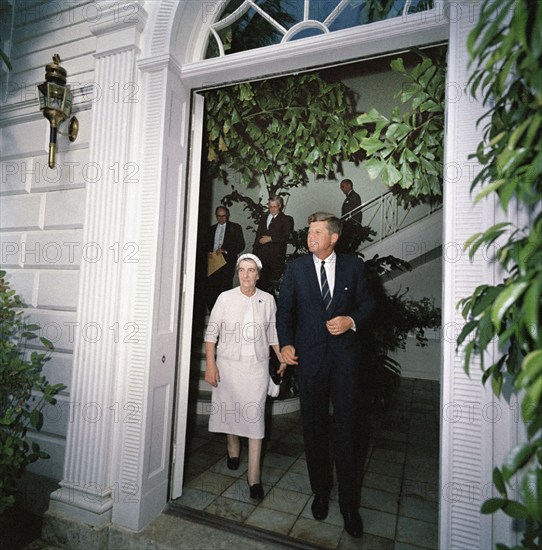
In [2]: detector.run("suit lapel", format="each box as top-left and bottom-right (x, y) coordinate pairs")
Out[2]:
(268, 212), (280, 229)
(302, 255), (323, 302)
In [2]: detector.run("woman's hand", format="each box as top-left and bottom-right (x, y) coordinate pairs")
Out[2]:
(281, 345), (298, 365)
(278, 362), (288, 377)
(205, 363), (220, 387)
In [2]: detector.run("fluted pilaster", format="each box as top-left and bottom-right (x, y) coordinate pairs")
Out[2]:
(48, 1), (147, 526)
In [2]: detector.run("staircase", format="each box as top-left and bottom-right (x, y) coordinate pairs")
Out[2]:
(343, 190), (443, 266)
(344, 191), (443, 382)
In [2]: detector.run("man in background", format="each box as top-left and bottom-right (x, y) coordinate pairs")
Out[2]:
(339, 179), (363, 251)
(206, 206), (245, 310)
(252, 195), (294, 294)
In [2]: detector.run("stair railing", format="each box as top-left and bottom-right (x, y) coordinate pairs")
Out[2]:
(340, 190), (442, 249)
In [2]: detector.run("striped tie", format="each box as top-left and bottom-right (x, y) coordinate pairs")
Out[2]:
(320, 261), (332, 310)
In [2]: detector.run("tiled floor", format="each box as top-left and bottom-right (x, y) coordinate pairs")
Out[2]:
(173, 378), (440, 549)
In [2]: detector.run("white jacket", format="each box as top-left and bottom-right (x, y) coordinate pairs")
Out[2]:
(205, 287), (278, 361)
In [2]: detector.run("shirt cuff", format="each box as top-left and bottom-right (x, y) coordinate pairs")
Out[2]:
(348, 317), (356, 332)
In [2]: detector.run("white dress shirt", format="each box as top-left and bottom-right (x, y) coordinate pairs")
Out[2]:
(213, 222), (226, 251)
(312, 251), (356, 331)
(313, 251), (336, 298)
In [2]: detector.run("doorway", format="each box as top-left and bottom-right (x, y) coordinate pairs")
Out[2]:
(171, 47), (444, 548)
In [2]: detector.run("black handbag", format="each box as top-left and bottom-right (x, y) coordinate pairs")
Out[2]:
(268, 352), (281, 397)
(269, 352), (282, 385)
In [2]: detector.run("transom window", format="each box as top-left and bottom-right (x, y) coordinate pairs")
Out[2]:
(206, 0), (434, 58)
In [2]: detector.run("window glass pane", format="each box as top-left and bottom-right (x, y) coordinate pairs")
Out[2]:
(206, 0), (297, 58)
(308, 0), (338, 21)
(290, 27), (327, 41)
(206, 0), (435, 59)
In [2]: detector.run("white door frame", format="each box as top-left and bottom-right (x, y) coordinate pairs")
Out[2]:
(171, 92), (205, 498)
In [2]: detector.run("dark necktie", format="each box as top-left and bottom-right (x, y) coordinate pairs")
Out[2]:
(320, 261), (332, 310)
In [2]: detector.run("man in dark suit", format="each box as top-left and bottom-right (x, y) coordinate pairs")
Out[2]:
(252, 195), (294, 293)
(277, 212), (375, 539)
(339, 179), (363, 251)
(206, 206), (245, 310)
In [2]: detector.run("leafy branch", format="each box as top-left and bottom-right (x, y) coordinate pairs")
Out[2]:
(356, 50), (446, 206)
(458, 1), (542, 547)
(0, 270), (65, 513)
(206, 49), (446, 209)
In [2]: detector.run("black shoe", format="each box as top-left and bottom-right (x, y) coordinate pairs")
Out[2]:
(341, 507), (363, 538)
(311, 494), (329, 520)
(248, 483), (264, 500)
(227, 454), (240, 470)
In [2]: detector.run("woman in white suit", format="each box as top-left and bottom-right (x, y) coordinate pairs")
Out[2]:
(204, 253), (286, 499)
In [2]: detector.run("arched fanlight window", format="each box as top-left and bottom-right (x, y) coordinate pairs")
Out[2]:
(205, 0), (434, 58)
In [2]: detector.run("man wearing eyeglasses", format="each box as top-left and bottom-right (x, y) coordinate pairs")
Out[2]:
(206, 206), (245, 311)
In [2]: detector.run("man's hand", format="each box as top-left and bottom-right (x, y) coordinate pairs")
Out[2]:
(259, 236), (272, 245)
(281, 345), (298, 365)
(326, 316), (353, 336)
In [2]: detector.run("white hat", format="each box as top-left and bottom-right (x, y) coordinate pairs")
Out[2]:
(236, 253), (263, 270)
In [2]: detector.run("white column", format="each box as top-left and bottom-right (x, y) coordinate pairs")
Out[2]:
(440, 1), (516, 548)
(48, 1), (147, 527)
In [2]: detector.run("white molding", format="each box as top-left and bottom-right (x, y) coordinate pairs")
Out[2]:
(180, 15), (449, 89)
(137, 52), (181, 77)
(89, 1), (147, 38)
(49, 15), (144, 528)
(438, 2), (514, 548)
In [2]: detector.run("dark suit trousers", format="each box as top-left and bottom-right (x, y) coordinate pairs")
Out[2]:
(297, 347), (362, 508)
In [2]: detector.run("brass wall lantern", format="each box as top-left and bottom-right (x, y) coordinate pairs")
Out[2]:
(37, 54), (79, 169)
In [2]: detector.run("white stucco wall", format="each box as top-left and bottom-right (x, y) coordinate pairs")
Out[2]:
(1, 0), (96, 479)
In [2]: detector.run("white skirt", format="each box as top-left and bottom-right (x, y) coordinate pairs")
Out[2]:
(208, 354), (268, 439)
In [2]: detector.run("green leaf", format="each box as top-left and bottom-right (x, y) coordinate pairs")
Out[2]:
(492, 467), (507, 496)
(501, 500), (529, 519)
(356, 109), (389, 125)
(502, 444), (537, 481)
(40, 337), (54, 350)
(515, 351), (542, 391)
(491, 282), (528, 332)
(462, 340), (476, 376)
(472, 286), (502, 317)
(364, 158), (384, 180)
(384, 163), (401, 185)
(474, 179), (507, 204)
(457, 321), (478, 347)
(390, 57), (405, 73)
(360, 137), (386, 155)
(521, 468), (542, 520)
(481, 498), (507, 514)
(30, 408), (43, 430)
(478, 311), (495, 352)
(525, 376), (542, 409)
(491, 371), (503, 397)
